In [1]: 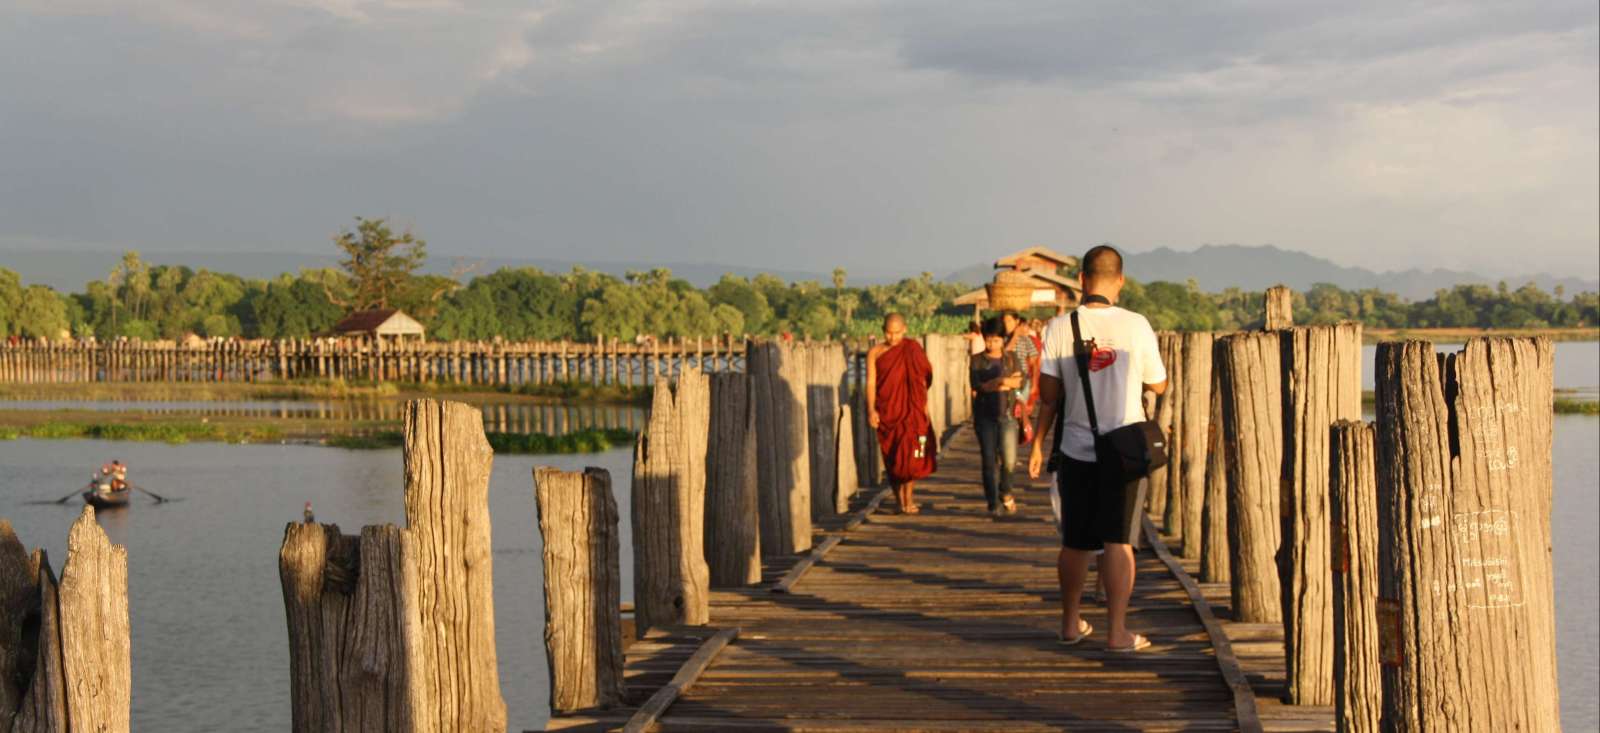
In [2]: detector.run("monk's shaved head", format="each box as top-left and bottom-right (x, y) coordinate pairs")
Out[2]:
(882, 312), (907, 344)
(883, 313), (906, 329)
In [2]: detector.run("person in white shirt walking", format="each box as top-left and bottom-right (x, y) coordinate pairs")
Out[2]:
(1028, 245), (1167, 652)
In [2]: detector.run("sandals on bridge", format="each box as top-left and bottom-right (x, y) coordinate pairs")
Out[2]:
(1057, 619), (1093, 646)
(1107, 633), (1152, 653)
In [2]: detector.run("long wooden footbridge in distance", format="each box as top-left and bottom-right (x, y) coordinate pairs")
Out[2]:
(546, 426), (1333, 732)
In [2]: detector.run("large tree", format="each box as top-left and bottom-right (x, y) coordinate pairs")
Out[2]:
(331, 217), (429, 311)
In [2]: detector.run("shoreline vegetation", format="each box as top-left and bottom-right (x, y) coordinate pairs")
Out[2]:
(0, 408), (640, 452)
(0, 378), (651, 405)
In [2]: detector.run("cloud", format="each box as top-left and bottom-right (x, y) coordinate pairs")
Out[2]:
(0, 0), (1594, 278)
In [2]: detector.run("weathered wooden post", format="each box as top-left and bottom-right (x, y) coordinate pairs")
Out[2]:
(1373, 338), (1559, 731)
(1265, 285), (1294, 330)
(1277, 323), (1362, 705)
(852, 386), (881, 488)
(1177, 332), (1213, 560)
(835, 400), (860, 513)
(1151, 332), (1181, 528)
(1330, 420), (1380, 733)
(1216, 331), (1282, 623)
(534, 467), (625, 712)
(278, 399), (506, 732)
(0, 508), (130, 733)
(748, 341), (813, 556)
(632, 368), (712, 634)
(705, 372), (761, 586)
(804, 342), (847, 519)
(1199, 369), (1230, 583)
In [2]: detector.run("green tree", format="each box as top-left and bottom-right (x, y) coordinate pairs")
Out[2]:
(332, 217), (429, 311)
(15, 286), (69, 339)
(0, 268), (21, 336)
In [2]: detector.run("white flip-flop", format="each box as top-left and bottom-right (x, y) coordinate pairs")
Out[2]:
(1057, 620), (1094, 646)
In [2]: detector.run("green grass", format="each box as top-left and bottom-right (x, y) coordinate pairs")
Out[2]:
(1554, 398), (1599, 416)
(324, 427), (637, 453)
(0, 421), (284, 444)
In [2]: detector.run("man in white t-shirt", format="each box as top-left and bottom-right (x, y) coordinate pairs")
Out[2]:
(1027, 245), (1167, 653)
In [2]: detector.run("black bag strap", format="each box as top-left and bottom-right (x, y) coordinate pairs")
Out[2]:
(1070, 310), (1101, 436)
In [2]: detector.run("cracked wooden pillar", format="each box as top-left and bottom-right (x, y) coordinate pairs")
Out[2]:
(1373, 339), (1558, 731)
(804, 343), (846, 520)
(401, 399), (506, 731)
(1216, 331), (1283, 623)
(835, 399), (860, 514)
(749, 341), (812, 556)
(1177, 331), (1214, 561)
(1151, 332), (1182, 531)
(706, 372), (762, 587)
(1200, 340), (1231, 584)
(1278, 323), (1363, 705)
(1265, 285), (1294, 330)
(1, 508), (129, 733)
(280, 400), (506, 732)
(534, 467), (624, 713)
(1330, 420), (1381, 733)
(632, 367), (711, 635)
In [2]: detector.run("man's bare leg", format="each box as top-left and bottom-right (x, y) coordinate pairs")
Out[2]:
(1057, 548), (1093, 638)
(902, 480), (918, 513)
(1100, 542), (1139, 646)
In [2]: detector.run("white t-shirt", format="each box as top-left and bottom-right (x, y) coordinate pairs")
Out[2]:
(1039, 305), (1166, 462)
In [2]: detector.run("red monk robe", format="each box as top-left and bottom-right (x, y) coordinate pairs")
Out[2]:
(874, 338), (937, 482)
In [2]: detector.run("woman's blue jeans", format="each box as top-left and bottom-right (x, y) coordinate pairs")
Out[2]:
(973, 415), (1017, 511)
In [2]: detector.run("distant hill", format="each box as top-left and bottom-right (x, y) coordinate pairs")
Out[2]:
(943, 244), (1598, 301)
(0, 249), (853, 292)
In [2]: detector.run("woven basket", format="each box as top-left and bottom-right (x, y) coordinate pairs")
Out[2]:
(985, 270), (1037, 311)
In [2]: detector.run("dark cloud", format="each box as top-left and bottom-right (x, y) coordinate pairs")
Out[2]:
(0, 1), (1594, 277)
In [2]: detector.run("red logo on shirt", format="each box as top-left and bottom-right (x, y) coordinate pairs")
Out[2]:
(1089, 348), (1116, 372)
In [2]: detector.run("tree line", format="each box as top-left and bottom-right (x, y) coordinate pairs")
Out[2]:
(2, 218), (1596, 341)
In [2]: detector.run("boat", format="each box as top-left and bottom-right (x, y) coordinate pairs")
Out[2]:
(81, 479), (132, 509)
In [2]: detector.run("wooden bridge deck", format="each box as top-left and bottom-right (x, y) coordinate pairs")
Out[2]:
(548, 426), (1332, 732)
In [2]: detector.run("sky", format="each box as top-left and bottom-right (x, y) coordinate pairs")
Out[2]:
(1, 1), (1596, 280)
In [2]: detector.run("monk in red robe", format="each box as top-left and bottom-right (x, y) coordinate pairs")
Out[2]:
(867, 313), (936, 513)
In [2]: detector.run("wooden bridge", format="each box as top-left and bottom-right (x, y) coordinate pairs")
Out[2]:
(547, 426), (1331, 732)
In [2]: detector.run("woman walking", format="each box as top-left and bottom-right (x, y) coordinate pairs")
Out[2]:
(971, 317), (1024, 516)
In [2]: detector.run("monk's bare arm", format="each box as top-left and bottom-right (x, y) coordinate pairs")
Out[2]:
(1027, 374), (1063, 478)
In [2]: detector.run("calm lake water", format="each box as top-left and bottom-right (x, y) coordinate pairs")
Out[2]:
(0, 440), (634, 732)
(0, 340), (1593, 730)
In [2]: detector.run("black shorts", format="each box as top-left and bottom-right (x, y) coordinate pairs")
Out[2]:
(1054, 455), (1146, 552)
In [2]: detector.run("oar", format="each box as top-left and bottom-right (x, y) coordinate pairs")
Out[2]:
(53, 486), (89, 504)
(128, 483), (170, 503)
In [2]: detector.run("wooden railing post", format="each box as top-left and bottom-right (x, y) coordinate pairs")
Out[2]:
(706, 372), (762, 586)
(1150, 332), (1181, 527)
(804, 343), (848, 519)
(534, 467), (624, 712)
(1373, 338), (1559, 730)
(631, 368), (711, 634)
(1176, 332), (1214, 561)
(1330, 420), (1380, 733)
(1277, 323), (1362, 705)
(748, 341), (813, 556)
(0, 508), (130, 732)
(1215, 331), (1283, 623)
(1265, 285), (1294, 330)
(1199, 359), (1230, 584)
(278, 399), (505, 731)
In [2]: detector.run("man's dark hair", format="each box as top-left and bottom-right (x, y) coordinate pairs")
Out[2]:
(1000, 310), (1021, 323)
(980, 317), (1005, 338)
(1081, 245), (1123, 279)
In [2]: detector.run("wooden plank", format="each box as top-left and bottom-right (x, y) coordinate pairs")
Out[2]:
(623, 627), (739, 733)
(771, 535), (842, 594)
(1143, 515), (1263, 733)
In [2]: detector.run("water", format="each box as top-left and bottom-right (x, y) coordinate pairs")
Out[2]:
(0, 439), (634, 731)
(1360, 340), (1599, 393)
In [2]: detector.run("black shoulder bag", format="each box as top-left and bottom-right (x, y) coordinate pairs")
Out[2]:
(1067, 310), (1168, 483)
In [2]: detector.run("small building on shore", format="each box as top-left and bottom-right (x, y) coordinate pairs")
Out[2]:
(953, 246), (1082, 317)
(329, 308), (426, 342)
